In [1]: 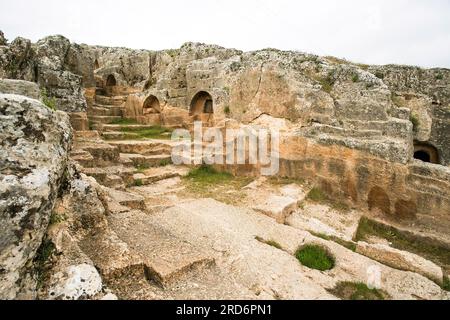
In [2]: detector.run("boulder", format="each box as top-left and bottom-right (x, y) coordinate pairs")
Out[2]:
(0, 93), (72, 299)
(356, 242), (444, 285)
(252, 195), (297, 224)
(0, 79), (40, 99)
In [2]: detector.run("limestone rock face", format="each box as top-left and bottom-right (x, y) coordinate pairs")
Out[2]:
(0, 93), (72, 299)
(0, 34), (90, 112)
(356, 242), (444, 285)
(35, 36), (87, 112)
(0, 79), (40, 99)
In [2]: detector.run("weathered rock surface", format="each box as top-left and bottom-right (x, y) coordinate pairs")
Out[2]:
(0, 93), (72, 299)
(356, 242), (444, 285)
(0, 79), (40, 99)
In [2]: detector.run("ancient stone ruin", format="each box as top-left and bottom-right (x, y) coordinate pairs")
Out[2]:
(0, 32), (449, 300)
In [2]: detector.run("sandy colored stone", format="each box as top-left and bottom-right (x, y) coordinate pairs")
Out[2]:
(356, 242), (444, 285)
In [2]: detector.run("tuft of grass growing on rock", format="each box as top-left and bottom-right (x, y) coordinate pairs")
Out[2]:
(296, 244), (335, 271)
(329, 282), (388, 300)
(410, 114), (420, 132)
(224, 105), (231, 115)
(255, 236), (283, 250)
(41, 89), (57, 111)
(34, 238), (56, 288)
(311, 232), (357, 252)
(352, 74), (360, 83)
(49, 212), (66, 226)
(319, 77), (335, 93)
(134, 179), (143, 187)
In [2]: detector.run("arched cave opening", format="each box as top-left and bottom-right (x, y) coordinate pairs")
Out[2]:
(106, 74), (117, 87)
(190, 91), (214, 116)
(413, 143), (440, 164)
(143, 95), (161, 114)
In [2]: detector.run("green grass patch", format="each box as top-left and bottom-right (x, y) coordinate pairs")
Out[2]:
(111, 118), (139, 125)
(255, 236), (283, 250)
(355, 217), (450, 275)
(296, 245), (335, 271)
(186, 165), (233, 185)
(307, 187), (327, 202)
(182, 165), (252, 205)
(134, 179), (143, 187)
(329, 282), (388, 300)
(352, 74), (360, 83)
(120, 126), (173, 140)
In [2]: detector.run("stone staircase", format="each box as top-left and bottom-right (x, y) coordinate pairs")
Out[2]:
(87, 88), (128, 130)
(70, 122), (216, 289)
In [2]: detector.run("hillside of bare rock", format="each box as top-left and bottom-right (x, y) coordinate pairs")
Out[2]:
(0, 32), (449, 300)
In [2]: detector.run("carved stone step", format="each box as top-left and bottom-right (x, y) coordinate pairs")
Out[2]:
(107, 210), (215, 287)
(120, 153), (172, 168)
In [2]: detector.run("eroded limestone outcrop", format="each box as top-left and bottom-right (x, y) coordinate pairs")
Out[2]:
(0, 92), (72, 299)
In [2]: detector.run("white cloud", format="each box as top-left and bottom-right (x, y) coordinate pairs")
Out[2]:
(0, 0), (449, 67)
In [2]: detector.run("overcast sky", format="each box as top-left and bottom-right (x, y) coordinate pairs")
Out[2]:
(1, 0), (449, 68)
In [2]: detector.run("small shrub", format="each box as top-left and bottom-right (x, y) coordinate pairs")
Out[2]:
(134, 179), (143, 187)
(352, 74), (359, 83)
(296, 245), (335, 271)
(319, 77), (335, 93)
(224, 105), (231, 115)
(49, 212), (66, 226)
(40, 89), (57, 111)
(329, 282), (387, 300)
(436, 73), (444, 80)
